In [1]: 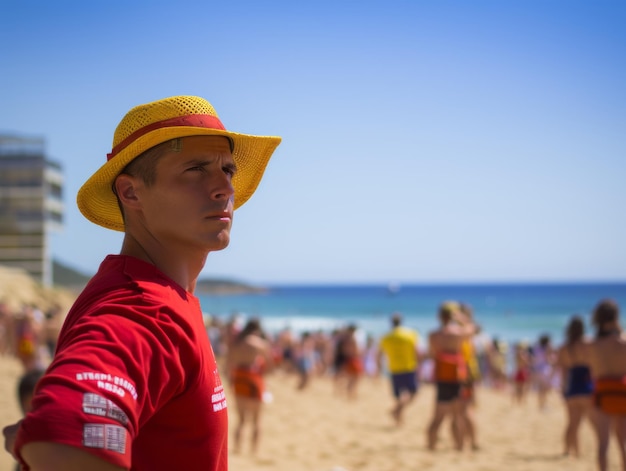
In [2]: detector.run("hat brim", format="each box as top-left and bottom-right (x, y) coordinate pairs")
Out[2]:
(77, 127), (281, 231)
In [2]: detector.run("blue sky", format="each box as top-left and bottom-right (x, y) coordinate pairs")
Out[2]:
(1, 0), (625, 284)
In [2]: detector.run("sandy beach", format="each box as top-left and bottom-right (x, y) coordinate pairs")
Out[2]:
(0, 354), (622, 471)
(0, 266), (621, 470)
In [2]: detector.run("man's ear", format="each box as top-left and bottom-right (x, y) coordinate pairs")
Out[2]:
(114, 174), (142, 209)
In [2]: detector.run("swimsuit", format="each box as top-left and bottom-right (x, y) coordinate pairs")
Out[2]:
(342, 356), (364, 375)
(594, 376), (626, 415)
(434, 352), (468, 384)
(231, 366), (265, 400)
(563, 365), (593, 398)
(514, 368), (530, 383)
(436, 383), (463, 402)
(434, 352), (467, 402)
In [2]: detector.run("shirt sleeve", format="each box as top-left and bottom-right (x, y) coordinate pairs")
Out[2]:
(14, 312), (185, 470)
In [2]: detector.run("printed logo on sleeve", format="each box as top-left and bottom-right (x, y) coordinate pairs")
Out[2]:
(83, 424), (127, 454)
(211, 383), (227, 412)
(75, 371), (138, 400)
(82, 393), (129, 425)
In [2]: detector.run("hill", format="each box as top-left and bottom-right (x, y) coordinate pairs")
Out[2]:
(52, 259), (92, 289)
(0, 265), (76, 313)
(53, 259), (265, 295)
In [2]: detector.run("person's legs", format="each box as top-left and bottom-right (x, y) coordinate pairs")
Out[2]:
(333, 369), (346, 396)
(393, 390), (417, 425)
(391, 400), (402, 424)
(389, 375), (401, 422)
(512, 382), (520, 403)
(519, 378), (529, 404)
(565, 399), (586, 456)
(391, 373), (417, 425)
(450, 400), (464, 451)
(233, 399), (247, 453)
(250, 401), (262, 454)
(346, 372), (359, 399)
(613, 416), (626, 471)
(427, 403), (448, 450)
(594, 410), (612, 471)
(459, 391), (478, 450)
(428, 383), (459, 450)
(563, 400), (574, 455)
(537, 380), (550, 410)
(296, 358), (311, 390)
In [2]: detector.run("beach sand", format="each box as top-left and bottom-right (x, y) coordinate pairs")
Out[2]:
(1, 356), (622, 471)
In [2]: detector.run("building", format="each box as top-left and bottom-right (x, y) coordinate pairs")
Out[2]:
(0, 134), (64, 287)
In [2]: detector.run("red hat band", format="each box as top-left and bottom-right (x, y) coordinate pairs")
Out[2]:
(107, 114), (226, 161)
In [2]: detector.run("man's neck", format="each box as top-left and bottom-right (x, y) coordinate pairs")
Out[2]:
(119, 235), (206, 292)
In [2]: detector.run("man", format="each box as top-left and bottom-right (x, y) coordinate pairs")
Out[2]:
(2, 95), (281, 470)
(426, 301), (476, 451)
(226, 317), (273, 454)
(587, 299), (626, 471)
(377, 312), (420, 425)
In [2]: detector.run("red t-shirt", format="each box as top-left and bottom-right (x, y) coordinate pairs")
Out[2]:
(15, 255), (228, 470)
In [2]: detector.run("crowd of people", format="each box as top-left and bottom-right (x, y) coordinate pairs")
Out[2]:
(1, 293), (625, 470)
(204, 298), (625, 471)
(0, 302), (62, 374)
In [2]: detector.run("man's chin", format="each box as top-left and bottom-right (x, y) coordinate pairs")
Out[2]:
(207, 235), (230, 252)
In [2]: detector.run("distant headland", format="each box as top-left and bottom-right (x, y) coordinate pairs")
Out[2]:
(0, 260), (266, 314)
(51, 259), (266, 295)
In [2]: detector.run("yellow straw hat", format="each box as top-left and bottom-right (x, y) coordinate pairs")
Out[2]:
(77, 95), (282, 231)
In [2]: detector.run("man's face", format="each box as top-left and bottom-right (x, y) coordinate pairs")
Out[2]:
(134, 135), (236, 254)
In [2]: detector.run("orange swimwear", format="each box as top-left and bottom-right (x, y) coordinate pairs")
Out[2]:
(231, 367), (264, 400)
(342, 357), (364, 375)
(594, 376), (626, 415)
(434, 352), (468, 383)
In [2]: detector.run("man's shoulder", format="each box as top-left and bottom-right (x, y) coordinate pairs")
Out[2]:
(382, 327), (414, 340)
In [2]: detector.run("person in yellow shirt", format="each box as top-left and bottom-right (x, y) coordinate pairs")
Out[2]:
(378, 312), (421, 425)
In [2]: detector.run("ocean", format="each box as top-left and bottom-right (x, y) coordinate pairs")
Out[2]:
(198, 282), (626, 349)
